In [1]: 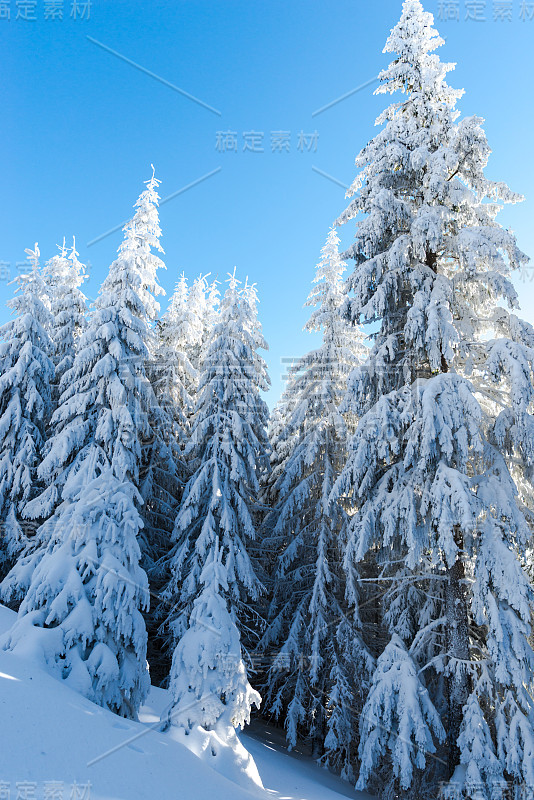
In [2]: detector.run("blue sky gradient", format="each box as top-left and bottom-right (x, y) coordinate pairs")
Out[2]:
(2, 0), (533, 405)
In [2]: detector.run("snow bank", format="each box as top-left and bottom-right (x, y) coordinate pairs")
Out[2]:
(0, 605), (373, 800)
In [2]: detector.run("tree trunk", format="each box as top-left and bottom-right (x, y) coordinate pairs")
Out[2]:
(311, 696), (326, 759)
(425, 249), (472, 773)
(445, 526), (470, 775)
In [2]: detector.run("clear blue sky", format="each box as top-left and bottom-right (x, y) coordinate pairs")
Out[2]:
(2, 0), (533, 405)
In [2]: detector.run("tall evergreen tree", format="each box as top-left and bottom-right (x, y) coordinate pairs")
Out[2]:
(204, 277), (221, 341)
(123, 169), (174, 566)
(163, 540), (261, 776)
(152, 273), (197, 442)
(145, 274), (198, 684)
(41, 237), (87, 408)
(2, 239), (87, 593)
(260, 229), (370, 778)
(331, 2), (534, 797)
(160, 271), (270, 662)
(2, 467), (150, 718)
(15, 172), (164, 525)
(1, 173), (166, 716)
(356, 635), (445, 794)
(0, 245), (53, 574)
(186, 274), (210, 376)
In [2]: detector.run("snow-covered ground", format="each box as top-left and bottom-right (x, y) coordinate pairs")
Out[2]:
(0, 605), (372, 800)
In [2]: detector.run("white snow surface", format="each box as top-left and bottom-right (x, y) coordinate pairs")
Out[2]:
(0, 605), (373, 800)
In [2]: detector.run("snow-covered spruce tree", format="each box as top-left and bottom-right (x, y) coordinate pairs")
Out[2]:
(2, 466), (149, 718)
(147, 274), (196, 540)
(185, 274), (210, 375)
(204, 277), (221, 336)
(331, 2), (534, 797)
(259, 229), (370, 778)
(162, 540), (262, 790)
(256, 395), (296, 604)
(14, 171), (165, 527)
(1, 239), (86, 597)
(41, 237), (87, 408)
(1, 174), (168, 715)
(186, 274), (221, 378)
(356, 635), (445, 794)
(152, 273), (197, 439)
(0, 244), (53, 575)
(159, 271), (270, 664)
(240, 276), (271, 511)
(145, 274), (199, 684)
(260, 354), (306, 539)
(119, 169), (173, 567)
